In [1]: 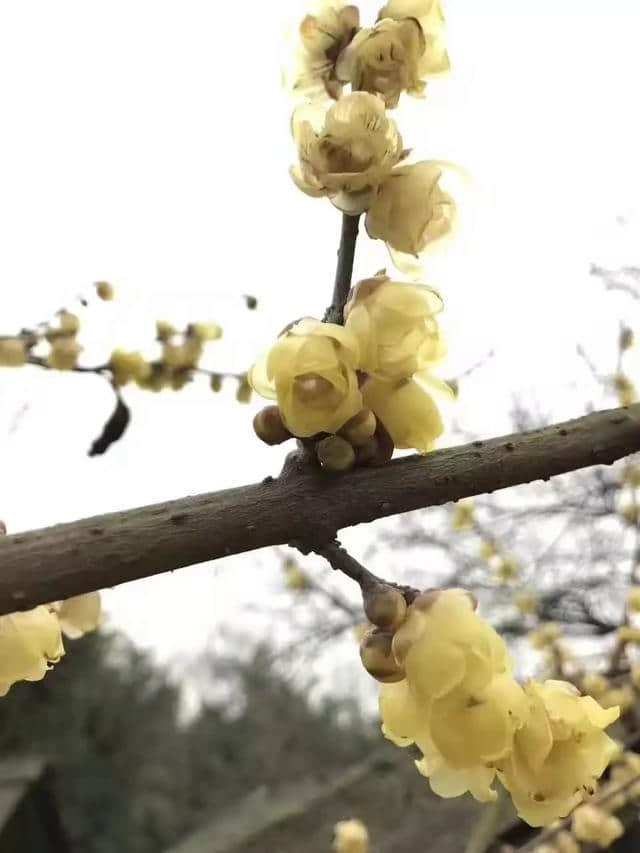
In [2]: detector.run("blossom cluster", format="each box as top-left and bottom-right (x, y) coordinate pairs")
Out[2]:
(249, 274), (452, 466)
(287, 0), (456, 272)
(358, 587), (618, 827)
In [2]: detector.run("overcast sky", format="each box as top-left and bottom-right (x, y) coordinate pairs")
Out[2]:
(1, 1), (639, 686)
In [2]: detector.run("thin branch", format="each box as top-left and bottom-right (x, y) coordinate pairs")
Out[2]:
(305, 540), (419, 602)
(0, 403), (638, 615)
(323, 213), (360, 325)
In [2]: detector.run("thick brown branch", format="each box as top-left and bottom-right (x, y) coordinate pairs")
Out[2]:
(0, 404), (638, 615)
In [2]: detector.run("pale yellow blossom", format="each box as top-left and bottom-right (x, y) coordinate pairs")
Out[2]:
(0, 337), (28, 367)
(290, 93), (404, 214)
(580, 672), (609, 699)
(109, 349), (151, 387)
(333, 818), (369, 853)
(0, 607), (65, 696)
(514, 591), (538, 616)
(496, 556), (520, 583)
(365, 161), (456, 270)
(497, 680), (619, 826)
(46, 337), (82, 370)
(50, 592), (102, 639)
(289, 1), (360, 100)
(282, 558), (311, 592)
(344, 274), (445, 379)
(571, 804), (623, 848)
(378, 0), (449, 79)
(336, 16), (438, 108)
(249, 318), (361, 437)
(451, 500), (474, 530)
(361, 371), (450, 452)
(627, 586), (640, 611)
(528, 623), (561, 650)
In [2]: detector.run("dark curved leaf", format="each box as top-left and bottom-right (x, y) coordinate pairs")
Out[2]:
(88, 394), (130, 456)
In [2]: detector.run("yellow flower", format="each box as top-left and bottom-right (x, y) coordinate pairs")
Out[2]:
(497, 680), (619, 826)
(613, 372), (637, 407)
(249, 318), (361, 437)
(394, 590), (526, 766)
(514, 591), (538, 616)
(335, 17), (436, 109)
(380, 589), (527, 804)
(496, 556), (519, 583)
(333, 818), (369, 853)
(361, 372), (450, 452)
(580, 672), (609, 699)
(479, 540), (498, 560)
(598, 684), (634, 713)
(365, 161), (456, 268)
(290, 93), (404, 214)
(50, 592), (102, 639)
(282, 558), (311, 592)
(344, 274), (445, 379)
(528, 623), (561, 650)
(46, 337), (82, 370)
(622, 465), (640, 488)
(571, 804), (623, 847)
(162, 338), (203, 369)
(0, 337), (28, 367)
(627, 586), (640, 611)
(451, 500), (474, 530)
(0, 607), (65, 696)
(109, 349), (151, 387)
(617, 624), (640, 644)
(610, 751), (640, 799)
(289, 1), (360, 100)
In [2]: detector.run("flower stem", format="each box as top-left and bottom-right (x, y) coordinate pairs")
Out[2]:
(323, 213), (360, 325)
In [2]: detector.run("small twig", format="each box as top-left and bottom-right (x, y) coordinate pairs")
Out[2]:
(323, 213), (360, 325)
(299, 539), (420, 603)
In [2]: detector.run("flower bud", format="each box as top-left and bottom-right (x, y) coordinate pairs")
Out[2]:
(0, 338), (27, 367)
(187, 322), (222, 342)
(253, 406), (292, 446)
(156, 320), (177, 342)
(359, 628), (404, 682)
(620, 325), (634, 351)
(339, 409), (377, 447)
(210, 374), (223, 392)
(316, 435), (356, 472)
(58, 311), (80, 334)
(363, 583), (407, 632)
(95, 281), (115, 301)
(46, 338), (82, 370)
(236, 375), (252, 404)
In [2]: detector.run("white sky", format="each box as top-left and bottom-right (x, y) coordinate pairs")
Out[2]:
(1, 0), (640, 684)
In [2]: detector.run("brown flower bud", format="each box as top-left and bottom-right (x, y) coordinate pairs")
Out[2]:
(354, 420), (395, 467)
(95, 281), (115, 301)
(359, 628), (404, 682)
(363, 583), (407, 631)
(316, 435), (356, 472)
(339, 408), (377, 447)
(210, 374), (223, 392)
(620, 325), (634, 351)
(253, 406), (292, 446)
